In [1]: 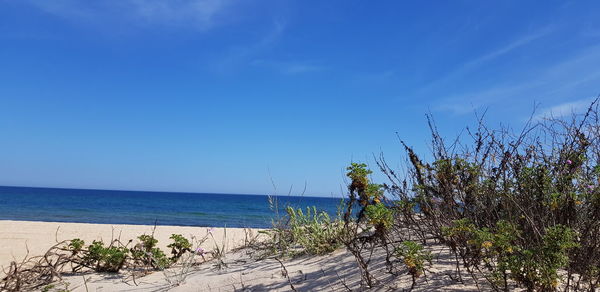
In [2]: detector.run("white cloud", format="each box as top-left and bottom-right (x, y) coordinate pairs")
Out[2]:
(24, 0), (232, 30)
(465, 29), (551, 67)
(251, 59), (327, 74)
(284, 63), (325, 74)
(213, 21), (286, 73)
(128, 0), (230, 29)
(534, 97), (598, 120)
(433, 81), (544, 115)
(26, 0), (93, 19)
(420, 28), (552, 95)
(433, 44), (600, 116)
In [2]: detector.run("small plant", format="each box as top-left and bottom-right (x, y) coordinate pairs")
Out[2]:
(208, 227), (228, 270)
(366, 183), (384, 203)
(396, 241), (431, 289)
(167, 234), (192, 262)
(364, 202), (393, 233)
(286, 206), (345, 256)
(442, 218), (579, 291)
(346, 163), (373, 206)
(1, 233), (196, 291)
(343, 162), (388, 288)
(138, 234), (159, 249)
(84, 240), (128, 272)
(509, 225), (578, 291)
(162, 235), (207, 287)
(396, 241), (431, 277)
(260, 205), (345, 258)
(58, 281), (71, 292)
(67, 239), (85, 255)
(132, 234), (170, 269)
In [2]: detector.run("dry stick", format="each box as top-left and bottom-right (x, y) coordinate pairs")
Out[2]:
(238, 272), (246, 291)
(3, 232), (205, 291)
(342, 184), (375, 288)
(275, 257), (298, 292)
(317, 268), (336, 291)
(267, 168), (281, 220)
(54, 226), (61, 244)
(151, 220), (158, 238)
(446, 249), (463, 284)
(82, 275), (89, 292)
(334, 270), (352, 291)
(132, 270), (139, 286)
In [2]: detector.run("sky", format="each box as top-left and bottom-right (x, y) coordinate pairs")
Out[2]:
(1, 0), (599, 197)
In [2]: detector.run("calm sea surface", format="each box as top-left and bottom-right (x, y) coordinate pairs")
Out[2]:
(0, 186), (344, 228)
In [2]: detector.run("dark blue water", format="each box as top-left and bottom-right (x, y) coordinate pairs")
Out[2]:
(0, 186), (344, 228)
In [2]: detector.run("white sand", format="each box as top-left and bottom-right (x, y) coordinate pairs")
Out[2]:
(0, 220), (483, 291)
(0, 220), (254, 270)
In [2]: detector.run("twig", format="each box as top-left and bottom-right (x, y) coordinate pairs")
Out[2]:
(275, 257), (298, 292)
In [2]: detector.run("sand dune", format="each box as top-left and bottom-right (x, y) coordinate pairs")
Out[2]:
(0, 220), (252, 271)
(0, 220), (482, 291)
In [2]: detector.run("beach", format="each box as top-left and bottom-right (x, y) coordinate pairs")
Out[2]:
(0, 220), (253, 271)
(0, 220), (482, 291)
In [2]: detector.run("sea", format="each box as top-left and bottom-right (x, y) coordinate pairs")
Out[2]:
(0, 186), (345, 228)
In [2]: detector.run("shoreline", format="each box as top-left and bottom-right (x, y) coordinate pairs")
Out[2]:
(0, 217), (258, 228)
(0, 220), (260, 271)
(0, 186), (344, 229)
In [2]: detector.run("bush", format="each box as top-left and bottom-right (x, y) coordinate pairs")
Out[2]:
(261, 205), (345, 257)
(131, 234), (168, 269)
(286, 206), (345, 255)
(510, 225), (578, 291)
(167, 234), (192, 262)
(364, 202), (393, 231)
(373, 100), (600, 291)
(395, 241), (431, 278)
(67, 238), (85, 255)
(84, 240), (128, 272)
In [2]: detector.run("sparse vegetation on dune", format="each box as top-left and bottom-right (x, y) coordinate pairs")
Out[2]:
(3, 99), (600, 291)
(357, 98), (600, 291)
(257, 204), (346, 258)
(0, 230), (212, 291)
(258, 99), (600, 291)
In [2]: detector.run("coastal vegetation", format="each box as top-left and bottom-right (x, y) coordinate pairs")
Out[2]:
(258, 205), (345, 257)
(334, 99), (600, 291)
(1, 231), (208, 291)
(2, 99), (600, 291)
(256, 99), (600, 291)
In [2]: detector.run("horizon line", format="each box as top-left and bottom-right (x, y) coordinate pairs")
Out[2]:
(0, 184), (342, 199)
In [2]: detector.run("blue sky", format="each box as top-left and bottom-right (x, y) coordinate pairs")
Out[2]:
(1, 0), (599, 197)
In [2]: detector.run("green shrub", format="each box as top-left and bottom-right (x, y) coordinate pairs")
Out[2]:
(509, 225), (577, 291)
(167, 234), (192, 262)
(364, 202), (393, 231)
(132, 234), (170, 269)
(262, 205), (345, 257)
(373, 102), (600, 290)
(286, 206), (345, 255)
(84, 240), (128, 272)
(67, 238), (85, 255)
(395, 241), (431, 278)
(443, 219), (577, 291)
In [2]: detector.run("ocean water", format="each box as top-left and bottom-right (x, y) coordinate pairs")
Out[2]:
(0, 186), (344, 228)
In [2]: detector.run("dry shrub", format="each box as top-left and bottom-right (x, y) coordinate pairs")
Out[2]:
(370, 99), (600, 291)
